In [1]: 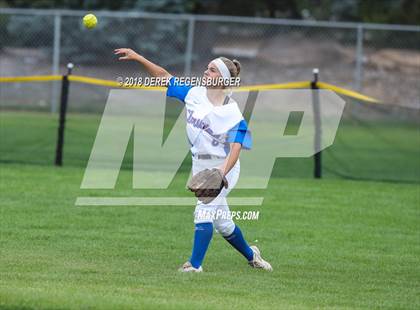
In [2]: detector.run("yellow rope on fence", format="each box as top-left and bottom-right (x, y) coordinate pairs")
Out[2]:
(235, 81), (311, 92)
(0, 74), (380, 103)
(317, 82), (379, 103)
(0, 75), (62, 82)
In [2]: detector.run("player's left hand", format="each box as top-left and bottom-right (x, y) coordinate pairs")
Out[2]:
(187, 168), (228, 204)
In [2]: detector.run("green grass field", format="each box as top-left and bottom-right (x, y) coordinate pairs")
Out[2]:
(1, 111), (419, 309)
(1, 164), (419, 309)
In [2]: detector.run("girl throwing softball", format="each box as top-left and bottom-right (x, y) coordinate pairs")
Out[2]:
(115, 48), (272, 272)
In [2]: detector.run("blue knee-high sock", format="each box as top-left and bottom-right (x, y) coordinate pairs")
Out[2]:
(224, 225), (254, 261)
(190, 222), (213, 268)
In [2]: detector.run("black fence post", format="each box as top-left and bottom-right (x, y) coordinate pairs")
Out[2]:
(55, 63), (73, 166)
(311, 68), (322, 179)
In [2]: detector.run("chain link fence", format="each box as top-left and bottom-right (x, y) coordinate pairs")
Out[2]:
(0, 9), (419, 182)
(0, 8), (419, 112)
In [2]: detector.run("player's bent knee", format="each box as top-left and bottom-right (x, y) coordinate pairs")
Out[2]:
(216, 220), (235, 237)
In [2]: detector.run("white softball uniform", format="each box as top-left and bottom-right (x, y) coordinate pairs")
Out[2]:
(166, 77), (252, 236)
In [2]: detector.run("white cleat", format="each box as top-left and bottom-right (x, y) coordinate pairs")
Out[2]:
(248, 245), (273, 271)
(178, 261), (203, 273)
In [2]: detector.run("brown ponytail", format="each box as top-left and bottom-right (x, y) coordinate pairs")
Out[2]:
(232, 59), (241, 76)
(220, 57), (241, 78)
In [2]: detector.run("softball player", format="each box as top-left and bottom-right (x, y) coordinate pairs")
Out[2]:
(115, 48), (272, 272)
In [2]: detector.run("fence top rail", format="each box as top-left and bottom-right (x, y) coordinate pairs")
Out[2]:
(1, 7), (419, 32)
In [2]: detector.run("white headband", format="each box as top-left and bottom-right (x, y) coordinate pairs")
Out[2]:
(212, 58), (231, 80)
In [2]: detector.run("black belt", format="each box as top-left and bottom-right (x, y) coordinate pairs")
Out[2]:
(194, 154), (225, 160)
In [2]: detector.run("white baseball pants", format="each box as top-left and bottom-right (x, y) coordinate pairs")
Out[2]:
(191, 156), (240, 237)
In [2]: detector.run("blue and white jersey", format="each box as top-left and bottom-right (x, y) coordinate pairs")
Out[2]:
(166, 76), (252, 158)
